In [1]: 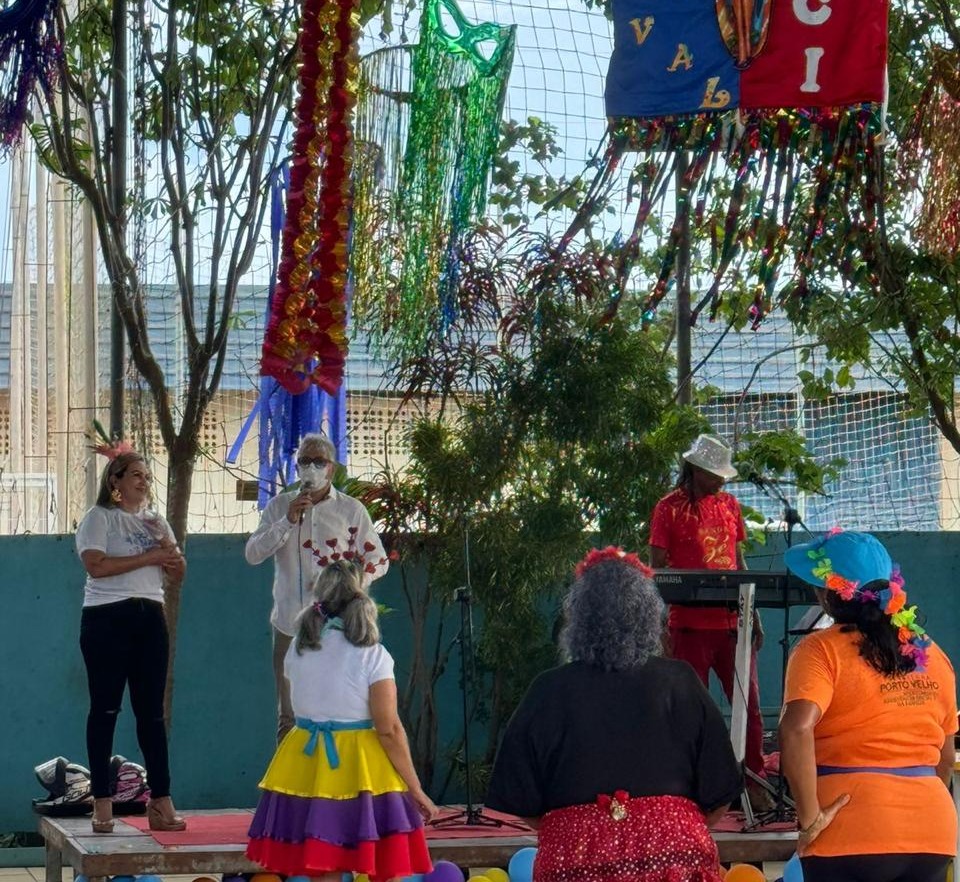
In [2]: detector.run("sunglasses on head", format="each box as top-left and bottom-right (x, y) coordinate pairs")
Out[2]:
(298, 456), (331, 467)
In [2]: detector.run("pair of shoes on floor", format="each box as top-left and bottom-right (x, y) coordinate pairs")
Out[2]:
(745, 780), (778, 814)
(147, 798), (187, 832)
(91, 798), (114, 834)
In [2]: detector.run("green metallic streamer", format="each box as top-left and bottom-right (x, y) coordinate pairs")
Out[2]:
(352, 0), (515, 359)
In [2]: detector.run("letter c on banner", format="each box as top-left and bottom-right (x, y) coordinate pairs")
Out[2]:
(792, 0), (832, 26)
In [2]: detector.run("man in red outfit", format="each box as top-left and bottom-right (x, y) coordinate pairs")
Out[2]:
(649, 433), (772, 811)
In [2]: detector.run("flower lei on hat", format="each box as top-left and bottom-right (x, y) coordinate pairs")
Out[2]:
(806, 530), (931, 671)
(575, 545), (653, 579)
(302, 525), (388, 575)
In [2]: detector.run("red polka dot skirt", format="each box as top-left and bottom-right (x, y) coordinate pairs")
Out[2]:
(534, 793), (724, 882)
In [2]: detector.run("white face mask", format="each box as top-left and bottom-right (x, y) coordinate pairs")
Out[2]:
(298, 463), (330, 491)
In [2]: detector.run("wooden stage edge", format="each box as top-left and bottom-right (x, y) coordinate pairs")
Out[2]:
(39, 811), (798, 882)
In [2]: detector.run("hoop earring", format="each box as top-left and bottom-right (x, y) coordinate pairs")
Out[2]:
(111, 488), (122, 504)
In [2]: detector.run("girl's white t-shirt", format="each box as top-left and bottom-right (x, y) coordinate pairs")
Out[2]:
(75, 506), (175, 607)
(284, 629), (395, 722)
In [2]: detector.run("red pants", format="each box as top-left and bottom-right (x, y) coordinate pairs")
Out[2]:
(669, 627), (766, 777)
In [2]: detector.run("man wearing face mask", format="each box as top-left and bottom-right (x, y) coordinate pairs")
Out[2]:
(245, 432), (388, 742)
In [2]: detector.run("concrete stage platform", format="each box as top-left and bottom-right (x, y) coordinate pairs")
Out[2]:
(39, 810), (798, 882)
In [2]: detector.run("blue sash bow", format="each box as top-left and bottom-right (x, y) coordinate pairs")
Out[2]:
(295, 717), (374, 768)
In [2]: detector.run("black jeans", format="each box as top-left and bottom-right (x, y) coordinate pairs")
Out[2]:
(79, 598), (171, 799)
(801, 853), (951, 882)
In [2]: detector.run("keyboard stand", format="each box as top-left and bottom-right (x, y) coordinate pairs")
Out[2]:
(729, 579), (756, 825)
(731, 579), (795, 827)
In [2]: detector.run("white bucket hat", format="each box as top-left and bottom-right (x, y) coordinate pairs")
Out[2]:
(682, 433), (738, 479)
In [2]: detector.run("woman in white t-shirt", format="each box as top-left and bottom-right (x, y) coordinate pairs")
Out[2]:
(247, 559), (438, 882)
(75, 451), (186, 834)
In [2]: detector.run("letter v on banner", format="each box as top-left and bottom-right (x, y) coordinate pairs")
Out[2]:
(629, 16), (655, 44)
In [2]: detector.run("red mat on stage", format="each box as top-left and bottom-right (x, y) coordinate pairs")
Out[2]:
(121, 808), (534, 848)
(712, 812), (796, 834)
(121, 809), (789, 848)
(122, 812), (254, 847)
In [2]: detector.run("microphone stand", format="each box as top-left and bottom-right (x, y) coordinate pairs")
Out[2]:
(429, 519), (527, 831)
(746, 473), (808, 825)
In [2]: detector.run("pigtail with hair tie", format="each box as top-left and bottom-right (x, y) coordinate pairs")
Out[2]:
(312, 600), (334, 619)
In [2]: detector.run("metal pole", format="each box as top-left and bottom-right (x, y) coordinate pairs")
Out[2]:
(675, 151), (692, 405)
(52, 177), (69, 530)
(110, 0), (127, 439)
(36, 160), (50, 531)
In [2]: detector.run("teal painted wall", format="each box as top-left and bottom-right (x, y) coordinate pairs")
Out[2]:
(0, 535), (461, 832)
(2, 531), (959, 832)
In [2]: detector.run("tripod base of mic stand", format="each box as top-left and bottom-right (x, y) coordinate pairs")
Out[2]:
(429, 805), (531, 832)
(741, 767), (796, 830)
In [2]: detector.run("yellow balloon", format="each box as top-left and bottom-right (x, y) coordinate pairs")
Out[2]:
(469, 876), (492, 882)
(355, 875), (370, 882)
(484, 870), (510, 882)
(948, 866), (954, 882)
(723, 866), (765, 882)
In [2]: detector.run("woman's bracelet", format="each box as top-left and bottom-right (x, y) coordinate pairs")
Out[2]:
(799, 811), (823, 836)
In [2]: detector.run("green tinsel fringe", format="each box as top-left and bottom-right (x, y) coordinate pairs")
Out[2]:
(352, 0), (515, 360)
(587, 105), (885, 324)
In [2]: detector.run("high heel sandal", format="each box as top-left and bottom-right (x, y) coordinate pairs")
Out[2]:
(147, 799), (187, 832)
(91, 798), (114, 834)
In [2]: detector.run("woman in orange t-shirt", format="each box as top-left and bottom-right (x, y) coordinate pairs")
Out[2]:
(780, 530), (957, 882)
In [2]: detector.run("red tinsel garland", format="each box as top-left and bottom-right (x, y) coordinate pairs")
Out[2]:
(261, 0), (359, 394)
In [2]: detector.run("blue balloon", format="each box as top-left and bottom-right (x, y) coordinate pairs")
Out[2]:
(137, 876), (163, 882)
(75, 876), (88, 882)
(783, 853), (804, 882)
(508, 847), (537, 882)
(341, 875), (353, 882)
(402, 876), (426, 882)
(287, 877), (311, 882)
(112, 876), (136, 882)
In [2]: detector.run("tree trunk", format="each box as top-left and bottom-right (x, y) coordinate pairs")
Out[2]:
(162, 448), (196, 724)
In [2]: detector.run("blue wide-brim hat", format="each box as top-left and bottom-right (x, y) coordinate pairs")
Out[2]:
(784, 531), (893, 588)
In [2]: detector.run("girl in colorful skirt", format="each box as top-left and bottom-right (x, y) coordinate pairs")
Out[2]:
(247, 559), (438, 880)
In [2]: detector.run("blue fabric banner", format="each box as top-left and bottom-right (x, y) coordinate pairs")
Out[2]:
(605, 0), (739, 117)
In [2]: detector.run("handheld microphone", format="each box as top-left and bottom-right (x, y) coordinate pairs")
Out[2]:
(299, 477), (315, 525)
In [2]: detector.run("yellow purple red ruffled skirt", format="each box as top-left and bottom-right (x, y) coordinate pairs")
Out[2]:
(246, 727), (432, 881)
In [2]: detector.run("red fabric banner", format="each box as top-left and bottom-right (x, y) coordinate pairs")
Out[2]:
(741, 0), (887, 108)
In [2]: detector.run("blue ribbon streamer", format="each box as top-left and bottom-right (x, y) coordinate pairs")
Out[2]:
(226, 161), (349, 507)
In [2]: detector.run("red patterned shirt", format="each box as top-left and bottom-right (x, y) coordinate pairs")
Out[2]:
(650, 488), (746, 629)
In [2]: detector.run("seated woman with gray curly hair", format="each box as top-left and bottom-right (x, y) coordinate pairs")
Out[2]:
(486, 547), (741, 882)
